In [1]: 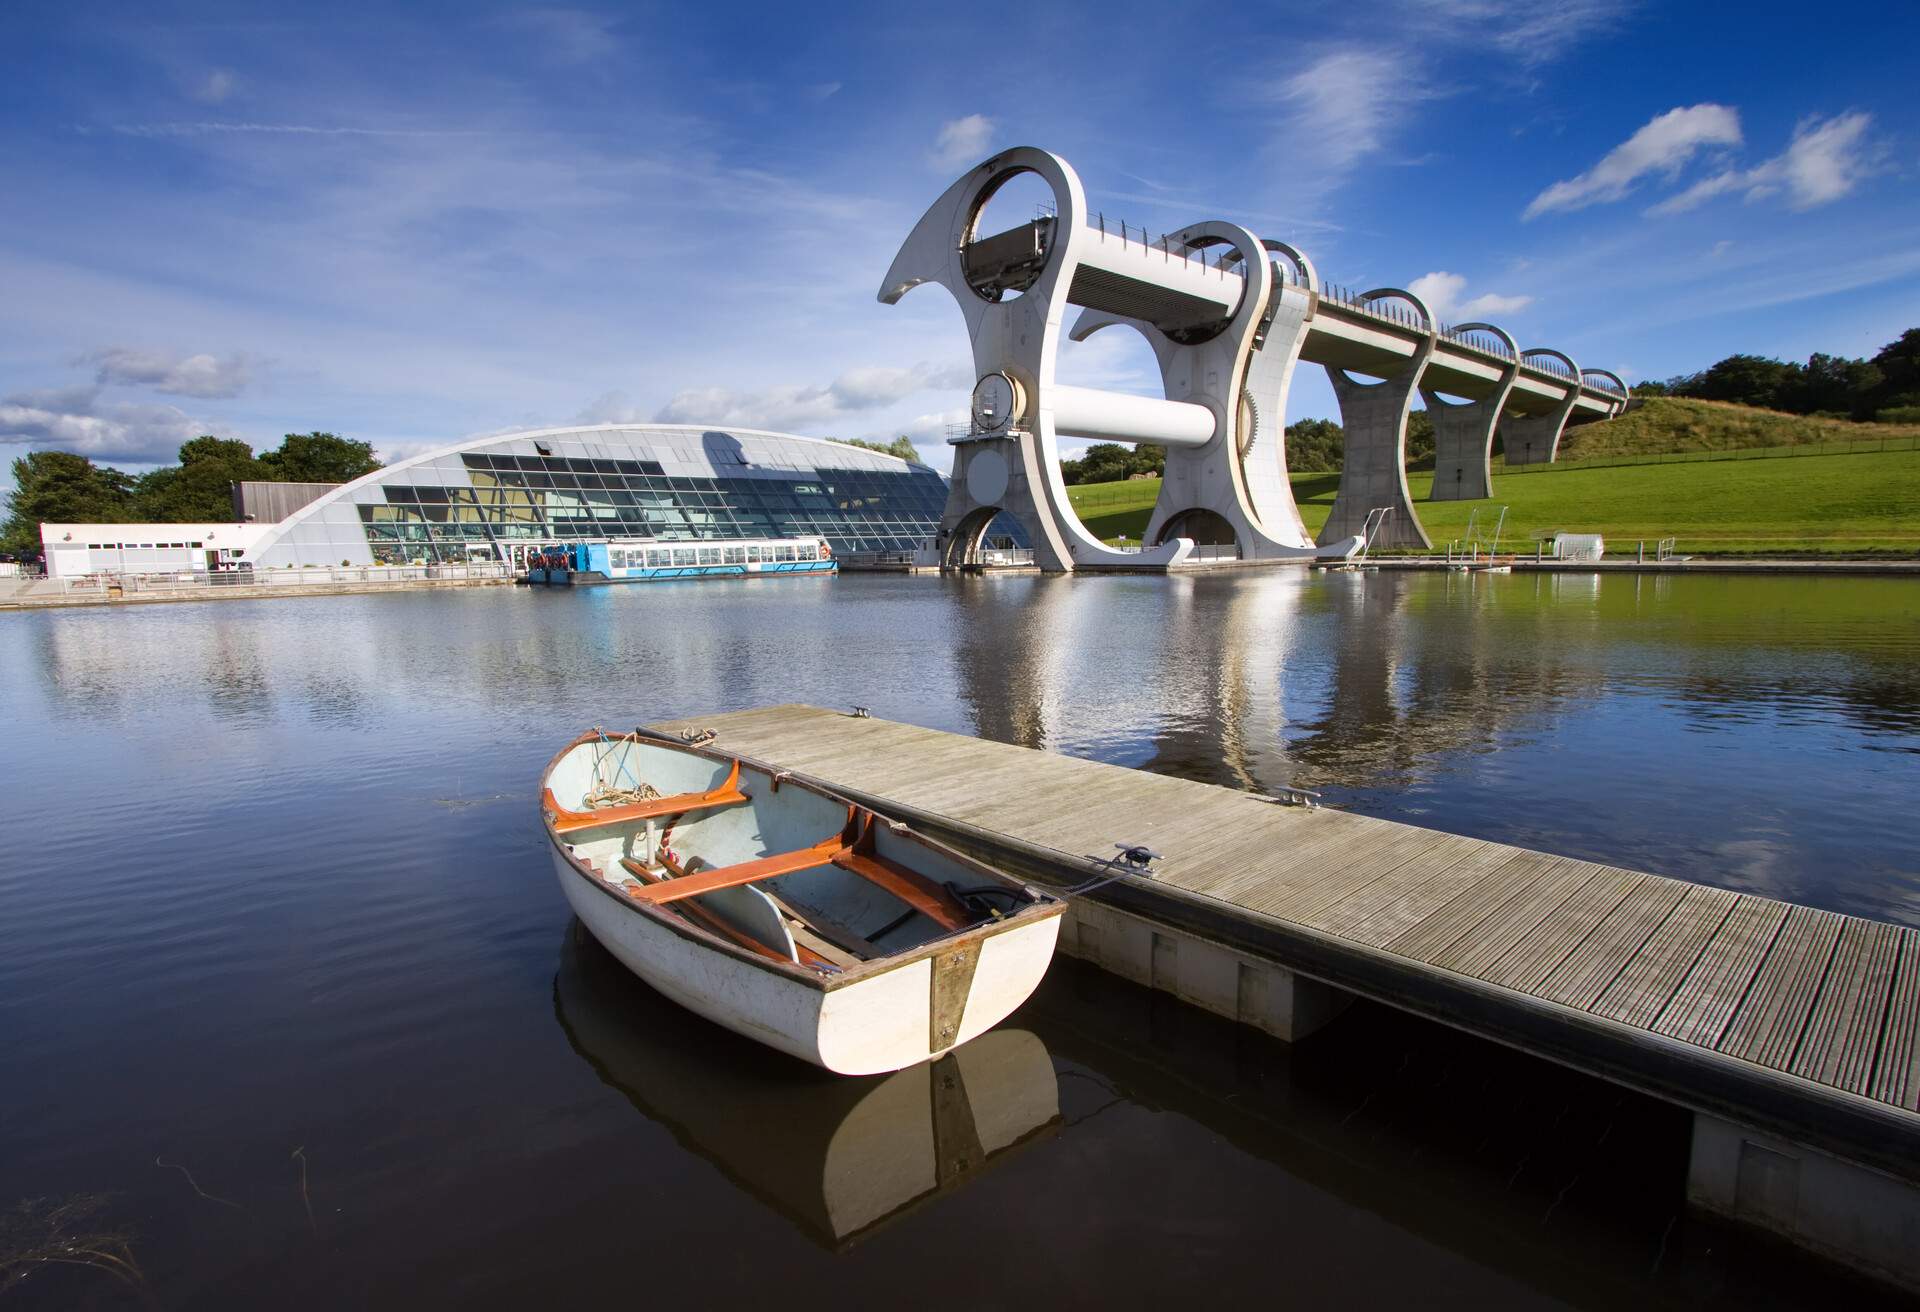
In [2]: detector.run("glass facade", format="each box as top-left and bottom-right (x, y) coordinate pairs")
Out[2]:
(247, 426), (970, 570)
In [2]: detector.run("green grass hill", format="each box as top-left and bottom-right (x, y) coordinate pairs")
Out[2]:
(1065, 401), (1920, 556)
(1552, 396), (1920, 462)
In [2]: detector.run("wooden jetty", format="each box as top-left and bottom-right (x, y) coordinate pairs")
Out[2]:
(650, 704), (1920, 1288)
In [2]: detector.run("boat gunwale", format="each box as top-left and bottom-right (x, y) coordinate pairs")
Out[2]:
(540, 728), (1065, 993)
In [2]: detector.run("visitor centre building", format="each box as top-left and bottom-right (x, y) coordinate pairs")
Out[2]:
(40, 424), (959, 578)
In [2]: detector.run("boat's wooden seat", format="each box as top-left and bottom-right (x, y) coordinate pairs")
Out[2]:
(627, 837), (847, 906)
(627, 819), (974, 934)
(830, 850), (970, 932)
(620, 857), (836, 972)
(545, 760), (747, 834)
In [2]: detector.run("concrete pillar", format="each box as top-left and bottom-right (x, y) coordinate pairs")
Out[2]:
(1423, 321), (1518, 503)
(933, 435), (1078, 572)
(1688, 1112), (1920, 1292)
(1056, 897), (1352, 1042)
(1500, 350), (1583, 466)
(1320, 343), (1437, 550)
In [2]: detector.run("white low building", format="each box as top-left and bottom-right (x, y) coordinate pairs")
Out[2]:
(39, 522), (278, 580)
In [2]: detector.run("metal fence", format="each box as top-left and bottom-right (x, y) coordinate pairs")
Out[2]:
(43, 563), (514, 596)
(836, 550), (923, 568)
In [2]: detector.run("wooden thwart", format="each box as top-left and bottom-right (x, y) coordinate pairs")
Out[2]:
(629, 837), (845, 905)
(545, 759), (748, 834)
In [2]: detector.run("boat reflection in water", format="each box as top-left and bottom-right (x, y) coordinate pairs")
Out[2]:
(552, 923), (1061, 1249)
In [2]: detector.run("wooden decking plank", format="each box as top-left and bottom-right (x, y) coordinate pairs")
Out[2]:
(1479, 869), (1643, 993)
(1236, 825), (1456, 920)
(1591, 885), (1738, 1029)
(1793, 918), (1901, 1094)
(1274, 832), (1491, 927)
(1428, 859), (1600, 976)
(1324, 846), (1533, 947)
(1651, 897), (1789, 1048)
(1307, 841), (1518, 938)
(1194, 815), (1386, 903)
(1378, 854), (1565, 961)
(1716, 905), (1845, 1069)
(1534, 877), (1689, 1010)
(1870, 929), (1920, 1112)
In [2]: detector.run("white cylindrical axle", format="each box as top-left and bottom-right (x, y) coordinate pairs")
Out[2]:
(1049, 384), (1216, 448)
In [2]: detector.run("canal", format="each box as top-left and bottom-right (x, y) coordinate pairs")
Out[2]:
(1, 571), (1915, 1307)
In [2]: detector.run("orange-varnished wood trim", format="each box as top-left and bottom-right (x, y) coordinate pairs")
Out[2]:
(832, 850), (973, 932)
(618, 857), (831, 970)
(545, 759), (747, 834)
(831, 815), (973, 931)
(626, 836), (847, 906)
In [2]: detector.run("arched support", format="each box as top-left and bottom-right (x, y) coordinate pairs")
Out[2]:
(1501, 348), (1582, 466)
(1320, 335), (1437, 550)
(1423, 321), (1518, 502)
(1065, 227), (1338, 561)
(929, 441), (1054, 570)
(878, 147), (1194, 572)
(1582, 368), (1632, 416)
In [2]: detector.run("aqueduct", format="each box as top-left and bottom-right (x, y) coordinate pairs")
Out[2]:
(880, 147), (1629, 572)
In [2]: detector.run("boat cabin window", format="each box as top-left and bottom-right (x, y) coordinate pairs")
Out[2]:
(646, 549), (665, 566)
(673, 548), (695, 566)
(747, 546), (762, 563)
(777, 545), (796, 562)
(796, 544), (816, 560)
(698, 547), (720, 565)
(724, 547), (746, 565)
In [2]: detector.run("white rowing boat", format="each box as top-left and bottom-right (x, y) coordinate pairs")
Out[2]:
(540, 729), (1066, 1075)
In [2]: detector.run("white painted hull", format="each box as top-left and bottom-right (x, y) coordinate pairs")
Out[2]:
(553, 849), (1062, 1075)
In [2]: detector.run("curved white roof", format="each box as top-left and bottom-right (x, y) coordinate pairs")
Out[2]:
(246, 422), (943, 569)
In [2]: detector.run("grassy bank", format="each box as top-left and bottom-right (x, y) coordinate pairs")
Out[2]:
(1555, 396), (1920, 461)
(1064, 447), (1920, 556)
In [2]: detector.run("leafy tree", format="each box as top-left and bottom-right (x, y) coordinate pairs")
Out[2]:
(1679, 354), (1801, 409)
(2, 452), (135, 554)
(257, 431), (382, 483)
(131, 436), (262, 523)
(1868, 329), (1920, 414)
(836, 435), (925, 464)
(1791, 354), (1882, 418)
(1283, 418), (1345, 471)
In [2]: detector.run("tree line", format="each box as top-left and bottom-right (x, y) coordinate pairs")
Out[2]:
(2, 433), (381, 556)
(1060, 414), (1435, 483)
(1631, 328), (1918, 421)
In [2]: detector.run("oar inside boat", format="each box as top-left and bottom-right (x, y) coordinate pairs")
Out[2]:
(539, 729), (1066, 1075)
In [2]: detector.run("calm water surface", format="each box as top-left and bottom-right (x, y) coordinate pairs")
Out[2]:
(2, 572), (1916, 1307)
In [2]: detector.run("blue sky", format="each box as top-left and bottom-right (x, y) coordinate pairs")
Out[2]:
(2, 0), (1916, 486)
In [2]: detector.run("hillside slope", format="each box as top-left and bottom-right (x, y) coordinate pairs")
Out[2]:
(1066, 449), (1920, 556)
(1553, 396), (1920, 461)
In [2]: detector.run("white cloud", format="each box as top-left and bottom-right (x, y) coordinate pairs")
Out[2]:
(1524, 104), (1742, 219)
(1269, 50), (1430, 192)
(1647, 112), (1876, 215)
(1405, 0), (1635, 68)
(930, 114), (994, 170)
(194, 69), (239, 104)
(85, 348), (252, 398)
(1460, 291), (1533, 317)
(650, 361), (970, 431)
(1407, 271), (1533, 323)
(805, 81), (843, 102)
(0, 386), (208, 463)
